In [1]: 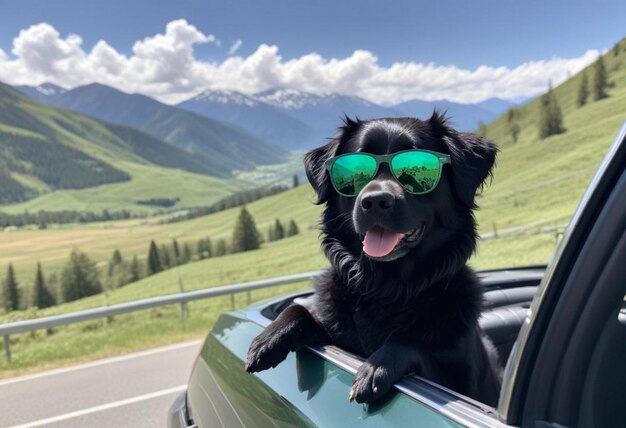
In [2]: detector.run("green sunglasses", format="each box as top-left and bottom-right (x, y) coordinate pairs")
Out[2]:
(325, 149), (451, 197)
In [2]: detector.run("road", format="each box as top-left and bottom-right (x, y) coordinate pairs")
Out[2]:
(0, 339), (202, 428)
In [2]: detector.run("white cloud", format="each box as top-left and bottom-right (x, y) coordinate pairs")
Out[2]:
(0, 20), (601, 105)
(228, 39), (242, 55)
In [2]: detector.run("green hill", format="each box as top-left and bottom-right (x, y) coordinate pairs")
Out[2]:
(476, 37), (626, 232)
(0, 83), (248, 211)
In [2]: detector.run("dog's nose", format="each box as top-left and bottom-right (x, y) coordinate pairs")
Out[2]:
(361, 191), (395, 212)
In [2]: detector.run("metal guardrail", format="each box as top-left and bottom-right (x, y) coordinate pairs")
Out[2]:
(0, 270), (323, 363)
(0, 221), (569, 364)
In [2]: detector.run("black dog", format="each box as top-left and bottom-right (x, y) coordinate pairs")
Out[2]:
(246, 113), (501, 406)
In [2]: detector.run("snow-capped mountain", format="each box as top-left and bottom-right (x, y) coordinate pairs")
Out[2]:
(190, 89), (261, 107)
(177, 89), (320, 150)
(254, 88), (402, 139)
(255, 88), (342, 109)
(255, 88), (386, 110)
(14, 83), (66, 102)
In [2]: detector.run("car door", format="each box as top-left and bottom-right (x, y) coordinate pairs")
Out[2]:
(499, 122), (626, 428)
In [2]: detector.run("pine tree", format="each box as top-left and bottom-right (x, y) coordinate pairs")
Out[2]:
(47, 273), (60, 304)
(592, 55), (609, 101)
(108, 249), (124, 276)
(33, 262), (56, 309)
(172, 239), (181, 265)
(111, 249), (123, 265)
(477, 121), (488, 137)
(293, 174), (299, 188)
(205, 238), (213, 258)
(613, 41), (621, 56)
(274, 219), (285, 240)
(60, 250), (102, 302)
(505, 108), (521, 143)
(232, 206), (262, 253)
(147, 240), (162, 275)
(129, 255), (141, 282)
(2, 263), (20, 312)
(577, 71), (589, 107)
(182, 242), (192, 264)
(538, 82), (565, 139)
(287, 219), (300, 237)
(160, 244), (171, 269)
(215, 239), (228, 256)
(196, 239), (206, 260)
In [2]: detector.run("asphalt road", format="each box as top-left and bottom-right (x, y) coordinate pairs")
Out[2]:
(0, 339), (203, 428)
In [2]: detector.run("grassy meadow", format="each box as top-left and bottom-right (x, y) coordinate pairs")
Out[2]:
(0, 40), (625, 377)
(1, 161), (249, 214)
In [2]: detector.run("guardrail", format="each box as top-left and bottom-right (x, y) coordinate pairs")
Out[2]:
(0, 221), (569, 364)
(0, 270), (323, 363)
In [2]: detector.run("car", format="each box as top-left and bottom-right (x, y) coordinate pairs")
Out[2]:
(169, 122), (626, 428)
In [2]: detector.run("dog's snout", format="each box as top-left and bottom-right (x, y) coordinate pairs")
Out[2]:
(361, 191), (395, 212)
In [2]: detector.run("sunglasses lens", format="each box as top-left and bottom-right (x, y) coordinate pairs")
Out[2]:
(391, 151), (441, 194)
(331, 154), (377, 196)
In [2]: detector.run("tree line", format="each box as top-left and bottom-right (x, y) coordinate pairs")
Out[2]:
(0, 209), (136, 229)
(0, 183), (294, 229)
(1, 206), (301, 312)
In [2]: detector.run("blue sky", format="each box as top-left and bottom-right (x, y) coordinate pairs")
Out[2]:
(1, 0), (624, 104)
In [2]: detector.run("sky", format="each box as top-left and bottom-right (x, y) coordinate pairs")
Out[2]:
(1, 0), (625, 105)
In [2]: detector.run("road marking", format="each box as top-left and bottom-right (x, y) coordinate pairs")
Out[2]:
(0, 339), (202, 387)
(6, 384), (187, 428)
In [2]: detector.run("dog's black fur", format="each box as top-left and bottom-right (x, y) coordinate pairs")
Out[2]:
(246, 113), (501, 406)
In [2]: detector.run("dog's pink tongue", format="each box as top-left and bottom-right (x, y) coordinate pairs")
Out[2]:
(363, 227), (403, 257)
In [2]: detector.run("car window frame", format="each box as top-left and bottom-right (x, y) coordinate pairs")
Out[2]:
(499, 122), (626, 426)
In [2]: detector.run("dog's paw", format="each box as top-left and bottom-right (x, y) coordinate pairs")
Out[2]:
(349, 360), (397, 404)
(245, 328), (291, 373)
(349, 344), (421, 404)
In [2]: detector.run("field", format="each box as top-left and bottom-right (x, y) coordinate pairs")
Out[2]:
(0, 43), (625, 377)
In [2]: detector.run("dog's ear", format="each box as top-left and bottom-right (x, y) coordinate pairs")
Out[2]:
(304, 117), (361, 204)
(303, 140), (336, 204)
(430, 112), (498, 208)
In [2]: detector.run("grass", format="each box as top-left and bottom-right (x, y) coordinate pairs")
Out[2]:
(1, 39), (625, 377)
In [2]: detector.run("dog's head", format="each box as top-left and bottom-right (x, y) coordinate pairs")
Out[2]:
(304, 113), (497, 265)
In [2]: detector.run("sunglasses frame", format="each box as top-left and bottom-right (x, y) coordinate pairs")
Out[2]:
(325, 149), (451, 197)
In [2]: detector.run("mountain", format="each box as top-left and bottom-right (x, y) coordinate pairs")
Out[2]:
(14, 83), (286, 176)
(17, 83), (513, 153)
(0, 82), (244, 208)
(475, 98), (515, 116)
(177, 90), (319, 150)
(13, 82), (67, 102)
(255, 88), (402, 139)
